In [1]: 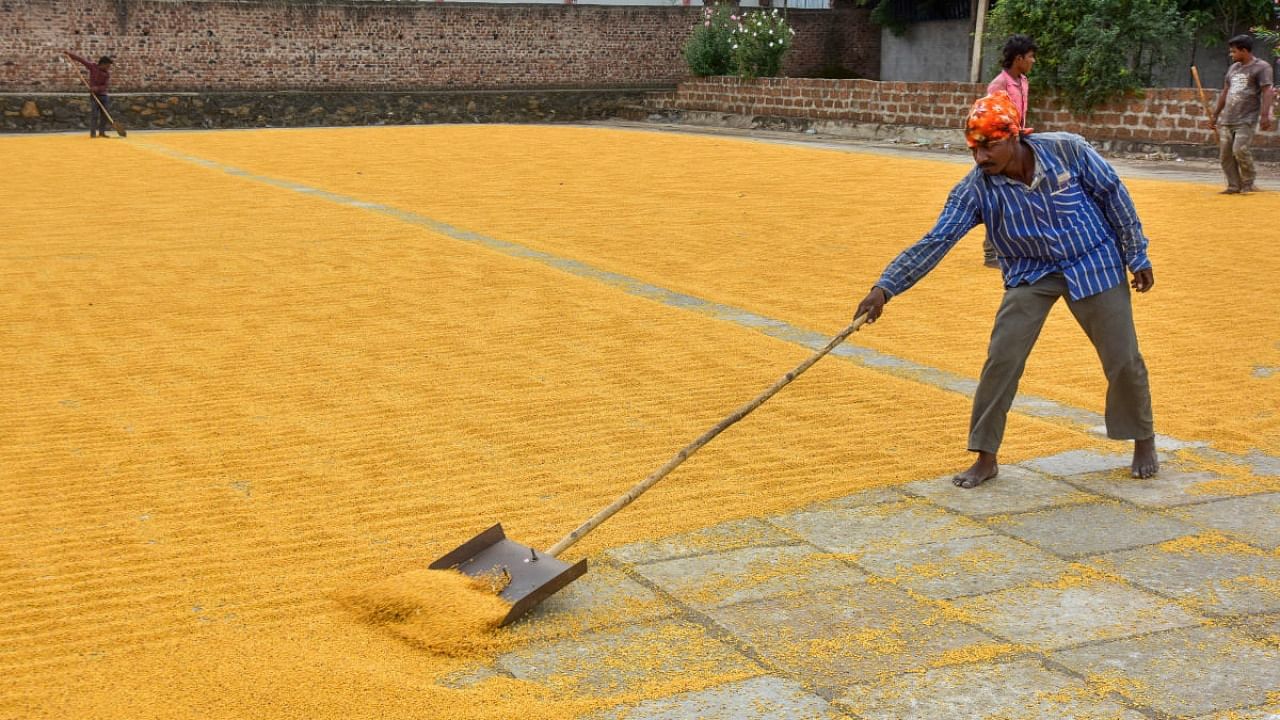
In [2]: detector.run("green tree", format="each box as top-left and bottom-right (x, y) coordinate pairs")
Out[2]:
(1240, 0), (1280, 47)
(1179, 0), (1274, 45)
(986, 0), (1190, 111)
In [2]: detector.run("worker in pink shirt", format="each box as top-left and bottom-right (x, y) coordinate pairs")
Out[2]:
(980, 34), (1037, 267)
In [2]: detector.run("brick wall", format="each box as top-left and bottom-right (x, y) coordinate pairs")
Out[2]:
(784, 4), (879, 80)
(2, 0), (879, 93)
(669, 76), (1279, 150)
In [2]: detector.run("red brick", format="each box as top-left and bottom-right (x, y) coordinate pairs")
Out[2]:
(5, 0), (880, 92)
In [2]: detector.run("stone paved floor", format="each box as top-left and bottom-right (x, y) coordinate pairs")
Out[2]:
(453, 449), (1280, 719)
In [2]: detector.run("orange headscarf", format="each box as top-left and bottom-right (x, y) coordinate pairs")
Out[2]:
(965, 91), (1022, 148)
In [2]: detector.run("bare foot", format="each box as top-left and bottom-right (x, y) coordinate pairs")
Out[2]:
(953, 452), (999, 488)
(1131, 437), (1159, 478)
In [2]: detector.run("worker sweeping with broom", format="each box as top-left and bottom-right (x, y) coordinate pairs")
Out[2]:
(62, 50), (118, 138)
(855, 92), (1159, 488)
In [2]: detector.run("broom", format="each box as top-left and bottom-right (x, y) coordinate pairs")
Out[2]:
(64, 56), (127, 138)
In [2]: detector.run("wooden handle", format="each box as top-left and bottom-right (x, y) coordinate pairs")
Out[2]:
(546, 314), (870, 558)
(1191, 65), (1219, 143)
(62, 55), (116, 123)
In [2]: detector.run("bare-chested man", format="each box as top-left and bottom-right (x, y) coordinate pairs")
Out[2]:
(855, 92), (1159, 488)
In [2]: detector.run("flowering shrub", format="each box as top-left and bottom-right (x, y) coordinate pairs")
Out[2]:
(683, 4), (736, 77)
(731, 9), (795, 80)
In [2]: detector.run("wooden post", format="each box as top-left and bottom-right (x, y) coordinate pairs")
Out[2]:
(969, 0), (988, 83)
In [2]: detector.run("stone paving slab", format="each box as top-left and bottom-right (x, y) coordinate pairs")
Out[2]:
(988, 502), (1197, 557)
(1191, 708), (1280, 720)
(1230, 612), (1280, 644)
(496, 620), (760, 697)
(1192, 448), (1280, 478)
(836, 657), (1146, 720)
(605, 518), (798, 566)
(1170, 493), (1280, 550)
(952, 578), (1200, 649)
(706, 580), (995, 690)
(630, 544), (863, 611)
(853, 533), (1071, 600)
(1053, 625), (1280, 717)
(901, 465), (1093, 518)
(1096, 541), (1280, 616)
(804, 486), (906, 511)
(1021, 450), (1134, 478)
(589, 675), (836, 720)
(516, 562), (676, 637)
(1066, 467), (1238, 508)
(768, 499), (992, 556)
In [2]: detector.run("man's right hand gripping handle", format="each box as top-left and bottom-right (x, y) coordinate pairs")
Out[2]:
(855, 286), (889, 324)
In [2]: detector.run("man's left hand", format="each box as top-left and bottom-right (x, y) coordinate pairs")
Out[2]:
(1131, 268), (1155, 293)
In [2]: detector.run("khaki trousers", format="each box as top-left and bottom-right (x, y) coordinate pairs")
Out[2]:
(968, 273), (1154, 454)
(1219, 123), (1257, 191)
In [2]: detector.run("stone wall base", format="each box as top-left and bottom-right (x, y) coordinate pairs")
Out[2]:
(642, 107), (1263, 163)
(1, 88), (668, 133)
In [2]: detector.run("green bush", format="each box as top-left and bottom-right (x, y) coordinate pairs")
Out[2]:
(987, 0), (1190, 111)
(684, 4), (736, 77)
(732, 9), (796, 79)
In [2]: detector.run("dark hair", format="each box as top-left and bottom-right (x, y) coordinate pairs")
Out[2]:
(1228, 34), (1254, 52)
(1000, 35), (1038, 69)
(97, 56), (114, 65)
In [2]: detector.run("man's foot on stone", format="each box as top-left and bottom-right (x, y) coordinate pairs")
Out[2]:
(1219, 188), (1241, 195)
(1242, 184), (1257, 194)
(953, 452), (998, 489)
(1131, 437), (1159, 479)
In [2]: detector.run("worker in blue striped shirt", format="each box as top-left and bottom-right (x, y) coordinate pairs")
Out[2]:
(855, 92), (1158, 488)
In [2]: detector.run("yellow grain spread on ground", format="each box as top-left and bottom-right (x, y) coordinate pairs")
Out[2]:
(1173, 449), (1280, 496)
(1157, 532), (1267, 557)
(1, 125), (1272, 717)
(1039, 671), (1153, 707)
(929, 642), (1026, 667)
(337, 568), (512, 657)
(142, 125), (1280, 457)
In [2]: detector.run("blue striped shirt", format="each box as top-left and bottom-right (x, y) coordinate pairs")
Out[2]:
(876, 132), (1152, 301)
